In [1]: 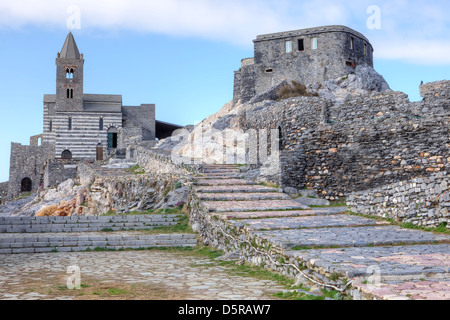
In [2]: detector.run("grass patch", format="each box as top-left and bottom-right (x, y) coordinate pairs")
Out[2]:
(401, 222), (449, 235)
(174, 181), (183, 190)
(274, 291), (325, 300)
(127, 164), (146, 174)
(276, 81), (318, 101)
(310, 200), (348, 208)
(138, 212), (194, 235)
(349, 211), (449, 234)
(258, 181), (280, 189)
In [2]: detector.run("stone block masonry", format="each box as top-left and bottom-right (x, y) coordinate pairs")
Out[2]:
(242, 81), (450, 206)
(348, 171), (450, 228)
(0, 214), (182, 233)
(7, 142), (54, 200)
(0, 232), (197, 254)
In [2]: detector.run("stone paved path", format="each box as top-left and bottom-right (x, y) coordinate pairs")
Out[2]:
(195, 164), (450, 300)
(0, 251), (284, 300)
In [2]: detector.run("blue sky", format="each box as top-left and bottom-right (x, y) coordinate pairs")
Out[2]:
(0, 0), (449, 182)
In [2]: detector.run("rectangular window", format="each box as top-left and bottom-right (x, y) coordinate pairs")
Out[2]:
(298, 39), (304, 51)
(285, 40), (292, 53)
(364, 43), (367, 56)
(311, 37), (318, 50)
(350, 37), (355, 50)
(68, 117), (72, 130)
(49, 120), (52, 132)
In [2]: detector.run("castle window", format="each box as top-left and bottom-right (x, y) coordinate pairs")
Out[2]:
(298, 39), (304, 51)
(311, 38), (318, 50)
(99, 117), (103, 131)
(67, 89), (74, 99)
(265, 68), (273, 73)
(70, 68), (74, 79)
(350, 37), (355, 50)
(68, 117), (72, 130)
(49, 120), (52, 132)
(66, 69), (70, 79)
(285, 40), (293, 53)
(364, 43), (367, 56)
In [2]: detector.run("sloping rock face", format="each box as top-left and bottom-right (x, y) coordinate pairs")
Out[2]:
(308, 65), (390, 103)
(0, 155), (197, 217)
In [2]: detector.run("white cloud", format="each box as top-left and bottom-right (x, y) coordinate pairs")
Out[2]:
(0, 0), (449, 64)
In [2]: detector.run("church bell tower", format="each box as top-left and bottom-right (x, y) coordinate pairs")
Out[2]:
(55, 32), (84, 112)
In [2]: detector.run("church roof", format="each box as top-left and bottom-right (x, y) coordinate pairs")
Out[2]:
(60, 32), (81, 59)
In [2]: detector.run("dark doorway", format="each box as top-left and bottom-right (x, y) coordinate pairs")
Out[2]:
(61, 150), (72, 159)
(107, 127), (118, 149)
(108, 133), (118, 149)
(278, 126), (283, 149)
(21, 178), (32, 192)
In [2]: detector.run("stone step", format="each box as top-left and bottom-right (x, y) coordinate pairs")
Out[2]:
(214, 207), (348, 220)
(0, 232), (198, 254)
(203, 200), (309, 213)
(198, 192), (291, 201)
(352, 278), (450, 300)
(285, 244), (450, 281)
(201, 171), (238, 175)
(241, 214), (390, 231)
(0, 214), (183, 224)
(198, 175), (240, 180)
(195, 185), (280, 194)
(195, 179), (258, 186)
(255, 226), (450, 249)
(0, 215), (183, 233)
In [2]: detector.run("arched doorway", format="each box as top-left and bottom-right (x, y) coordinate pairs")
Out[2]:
(107, 127), (118, 149)
(21, 178), (32, 192)
(61, 150), (72, 159)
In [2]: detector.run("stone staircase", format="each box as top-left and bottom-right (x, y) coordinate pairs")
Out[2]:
(0, 214), (197, 254)
(194, 164), (450, 300)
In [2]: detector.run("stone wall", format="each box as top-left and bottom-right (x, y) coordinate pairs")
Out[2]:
(0, 182), (8, 204)
(241, 81), (450, 202)
(7, 143), (54, 200)
(347, 170), (450, 228)
(44, 159), (79, 189)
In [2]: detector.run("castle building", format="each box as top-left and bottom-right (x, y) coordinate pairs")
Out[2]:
(233, 25), (374, 105)
(6, 32), (181, 199)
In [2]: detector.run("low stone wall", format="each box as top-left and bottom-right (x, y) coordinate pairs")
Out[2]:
(347, 170), (450, 228)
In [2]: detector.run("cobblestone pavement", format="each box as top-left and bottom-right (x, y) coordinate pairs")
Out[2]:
(196, 165), (450, 300)
(0, 251), (285, 300)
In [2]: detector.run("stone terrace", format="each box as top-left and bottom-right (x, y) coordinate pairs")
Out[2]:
(0, 214), (197, 254)
(192, 164), (450, 300)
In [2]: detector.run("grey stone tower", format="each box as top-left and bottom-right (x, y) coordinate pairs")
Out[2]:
(55, 32), (84, 112)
